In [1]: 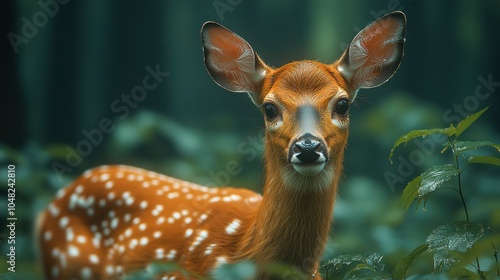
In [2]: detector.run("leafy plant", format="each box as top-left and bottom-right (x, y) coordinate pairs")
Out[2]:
(298, 106), (500, 279)
(389, 106), (500, 279)
(318, 253), (390, 279)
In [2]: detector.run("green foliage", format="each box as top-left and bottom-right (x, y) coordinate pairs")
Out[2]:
(388, 106), (500, 279)
(467, 155), (500, 166)
(417, 164), (458, 196)
(389, 106), (491, 163)
(455, 107), (489, 137)
(399, 164), (459, 211)
(320, 253), (390, 279)
(393, 106), (500, 212)
(453, 141), (500, 155)
(328, 108), (500, 280)
(389, 127), (455, 163)
(426, 221), (484, 270)
(392, 244), (429, 280)
(399, 175), (422, 210)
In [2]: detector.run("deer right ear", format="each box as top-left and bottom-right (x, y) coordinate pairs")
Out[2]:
(336, 11), (406, 99)
(202, 22), (268, 105)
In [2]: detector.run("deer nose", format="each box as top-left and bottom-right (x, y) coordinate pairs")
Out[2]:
(289, 134), (327, 164)
(296, 139), (320, 163)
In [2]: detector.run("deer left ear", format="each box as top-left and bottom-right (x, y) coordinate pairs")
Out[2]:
(202, 21), (268, 105)
(336, 11), (406, 99)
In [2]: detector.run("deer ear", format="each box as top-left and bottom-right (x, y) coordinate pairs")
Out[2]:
(337, 11), (406, 99)
(202, 22), (268, 105)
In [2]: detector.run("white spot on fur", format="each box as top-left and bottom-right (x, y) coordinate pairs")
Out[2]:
(100, 173), (110, 181)
(105, 181), (114, 189)
(205, 243), (216, 256)
(89, 254), (99, 264)
(44, 231), (52, 241)
(225, 219), (241, 235)
(166, 249), (176, 260)
(59, 216), (69, 228)
(49, 204), (60, 217)
(76, 235), (87, 243)
(155, 248), (164, 259)
(68, 245), (79, 257)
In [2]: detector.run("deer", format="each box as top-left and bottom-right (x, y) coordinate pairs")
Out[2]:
(37, 11), (406, 280)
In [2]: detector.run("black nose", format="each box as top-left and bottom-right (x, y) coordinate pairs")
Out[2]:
(291, 134), (326, 164)
(296, 139), (320, 163)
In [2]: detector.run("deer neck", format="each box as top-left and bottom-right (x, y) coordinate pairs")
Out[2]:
(238, 149), (343, 276)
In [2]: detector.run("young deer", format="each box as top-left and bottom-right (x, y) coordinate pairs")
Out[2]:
(37, 12), (406, 280)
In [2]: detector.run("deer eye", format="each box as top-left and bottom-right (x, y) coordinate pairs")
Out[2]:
(334, 98), (349, 116)
(263, 103), (279, 120)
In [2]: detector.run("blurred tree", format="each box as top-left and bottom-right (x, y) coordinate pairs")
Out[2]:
(1, 0), (25, 148)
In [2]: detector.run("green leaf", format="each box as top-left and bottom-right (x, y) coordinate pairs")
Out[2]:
(468, 155), (500, 166)
(320, 254), (365, 271)
(399, 176), (422, 211)
(321, 253), (387, 280)
(392, 243), (429, 280)
(440, 141), (452, 154)
(363, 253), (385, 272)
(418, 164), (459, 196)
(320, 253), (385, 277)
(389, 127), (456, 163)
(454, 140), (500, 155)
(344, 264), (390, 280)
(455, 106), (489, 137)
(451, 234), (500, 267)
(426, 221), (484, 270)
(400, 164), (458, 211)
(345, 263), (375, 275)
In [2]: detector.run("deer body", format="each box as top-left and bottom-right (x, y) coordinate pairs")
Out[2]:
(38, 12), (406, 280)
